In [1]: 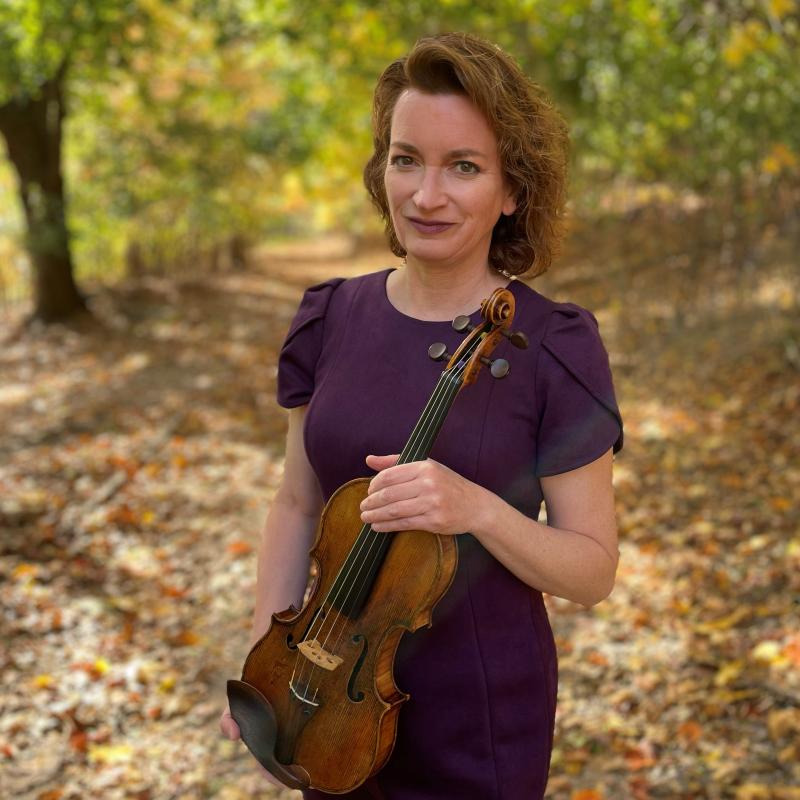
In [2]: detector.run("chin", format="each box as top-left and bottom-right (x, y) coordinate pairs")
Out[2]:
(403, 242), (460, 265)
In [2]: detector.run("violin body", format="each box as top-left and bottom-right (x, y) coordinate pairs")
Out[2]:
(229, 476), (457, 793)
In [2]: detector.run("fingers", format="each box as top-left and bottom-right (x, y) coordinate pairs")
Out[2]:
(219, 710), (240, 740)
(365, 453), (400, 470)
(361, 497), (429, 530)
(361, 480), (419, 513)
(366, 461), (421, 494)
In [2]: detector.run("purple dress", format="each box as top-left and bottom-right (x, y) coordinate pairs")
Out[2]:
(277, 268), (623, 800)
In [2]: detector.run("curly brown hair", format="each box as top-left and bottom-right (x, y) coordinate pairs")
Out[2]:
(363, 32), (570, 278)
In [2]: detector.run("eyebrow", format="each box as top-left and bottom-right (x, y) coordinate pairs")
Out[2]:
(390, 141), (488, 160)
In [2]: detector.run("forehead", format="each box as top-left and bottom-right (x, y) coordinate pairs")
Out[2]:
(390, 89), (498, 154)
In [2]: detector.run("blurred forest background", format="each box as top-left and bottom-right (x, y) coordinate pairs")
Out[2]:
(1, 1), (799, 799)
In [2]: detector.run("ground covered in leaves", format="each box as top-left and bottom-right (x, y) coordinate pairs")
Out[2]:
(1, 217), (799, 799)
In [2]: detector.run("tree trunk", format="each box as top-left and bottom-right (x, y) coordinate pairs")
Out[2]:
(0, 62), (87, 322)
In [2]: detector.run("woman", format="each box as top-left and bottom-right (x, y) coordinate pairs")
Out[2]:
(221, 32), (624, 800)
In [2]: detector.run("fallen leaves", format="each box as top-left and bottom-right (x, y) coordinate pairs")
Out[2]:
(1, 235), (798, 799)
(539, 225), (800, 796)
(0, 275), (291, 799)
(227, 540), (253, 557)
(87, 743), (134, 765)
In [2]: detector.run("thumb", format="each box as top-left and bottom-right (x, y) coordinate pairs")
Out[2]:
(365, 453), (400, 470)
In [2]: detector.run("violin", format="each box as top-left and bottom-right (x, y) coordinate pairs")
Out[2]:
(227, 285), (528, 792)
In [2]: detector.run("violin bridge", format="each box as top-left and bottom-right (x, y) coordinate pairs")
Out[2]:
(297, 639), (343, 671)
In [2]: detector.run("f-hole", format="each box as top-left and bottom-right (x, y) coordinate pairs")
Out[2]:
(347, 634), (368, 702)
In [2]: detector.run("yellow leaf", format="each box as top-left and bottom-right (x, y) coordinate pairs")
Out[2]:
(694, 607), (750, 633)
(752, 640), (782, 663)
(762, 143), (799, 176)
(32, 674), (54, 689)
(12, 563), (38, 580)
(88, 743), (133, 764)
(736, 785), (771, 800)
(769, 0), (796, 19)
(714, 660), (744, 686)
(93, 658), (110, 676)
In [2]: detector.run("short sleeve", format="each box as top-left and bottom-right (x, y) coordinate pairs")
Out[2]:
(535, 304), (624, 477)
(276, 278), (345, 408)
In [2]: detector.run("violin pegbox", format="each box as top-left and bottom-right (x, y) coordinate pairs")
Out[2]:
(427, 287), (529, 388)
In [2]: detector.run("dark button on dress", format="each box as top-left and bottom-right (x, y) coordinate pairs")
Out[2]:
(276, 268), (624, 800)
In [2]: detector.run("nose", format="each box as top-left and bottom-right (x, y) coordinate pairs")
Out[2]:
(412, 167), (447, 211)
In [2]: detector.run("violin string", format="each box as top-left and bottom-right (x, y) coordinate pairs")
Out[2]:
(313, 345), (472, 649)
(289, 360), (465, 701)
(292, 336), (480, 702)
(297, 366), (465, 708)
(312, 370), (464, 689)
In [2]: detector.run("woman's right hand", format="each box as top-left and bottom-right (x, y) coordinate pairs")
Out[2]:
(219, 703), (285, 788)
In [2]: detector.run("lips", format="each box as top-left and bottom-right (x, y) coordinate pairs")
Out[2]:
(407, 217), (455, 234)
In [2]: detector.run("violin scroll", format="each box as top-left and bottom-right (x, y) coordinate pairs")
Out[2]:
(435, 287), (526, 387)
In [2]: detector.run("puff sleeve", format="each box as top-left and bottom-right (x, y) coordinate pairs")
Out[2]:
(534, 304), (624, 477)
(276, 278), (345, 409)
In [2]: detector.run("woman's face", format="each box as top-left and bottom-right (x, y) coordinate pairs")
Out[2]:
(384, 89), (516, 269)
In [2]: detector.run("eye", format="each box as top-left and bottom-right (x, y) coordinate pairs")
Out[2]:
(389, 155), (415, 168)
(454, 161), (480, 175)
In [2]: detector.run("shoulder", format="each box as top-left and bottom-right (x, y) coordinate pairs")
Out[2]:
(286, 268), (391, 339)
(514, 280), (618, 413)
(519, 282), (623, 457)
(511, 280), (602, 347)
(278, 271), (386, 409)
(295, 268), (391, 312)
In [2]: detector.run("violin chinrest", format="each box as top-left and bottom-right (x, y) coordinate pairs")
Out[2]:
(226, 679), (310, 789)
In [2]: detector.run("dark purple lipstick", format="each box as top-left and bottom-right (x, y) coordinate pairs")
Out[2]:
(407, 217), (454, 234)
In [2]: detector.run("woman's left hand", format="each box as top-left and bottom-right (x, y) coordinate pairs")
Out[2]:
(360, 454), (488, 536)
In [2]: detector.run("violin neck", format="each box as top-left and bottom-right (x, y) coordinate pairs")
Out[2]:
(326, 366), (467, 619)
(396, 370), (462, 465)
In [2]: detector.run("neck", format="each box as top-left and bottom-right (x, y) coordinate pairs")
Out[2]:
(389, 254), (508, 321)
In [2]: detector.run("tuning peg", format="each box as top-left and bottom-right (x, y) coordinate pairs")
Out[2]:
(480, 356), (510, 378)
(500, 329), (529, 349)
(452, 315), (474, 333)
(428, 342), (452, 362)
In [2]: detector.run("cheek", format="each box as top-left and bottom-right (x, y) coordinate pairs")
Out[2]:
(467, 186), (505, 228)
(383, 174), (397, 209)
(384, 171), (410, 208)
(383, 174), (407, 241)
(384, 179), (417, 234)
